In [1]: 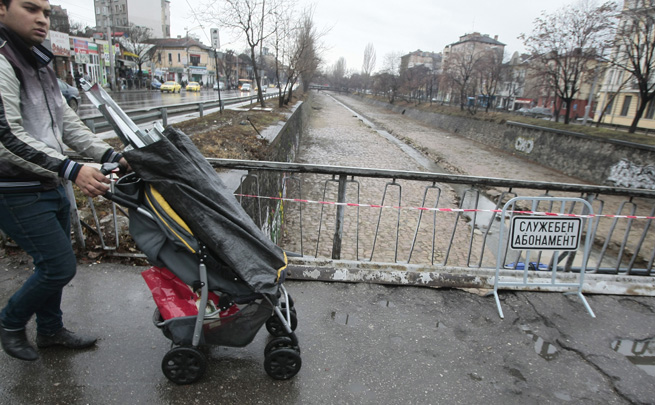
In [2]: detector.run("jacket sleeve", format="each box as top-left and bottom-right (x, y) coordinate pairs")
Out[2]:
(60, 95), (122, 164)
(0, 55), (72, 179)
(0, 56), (121, 181)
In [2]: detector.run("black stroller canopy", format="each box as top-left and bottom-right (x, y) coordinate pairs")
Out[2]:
(124, 127), (287, 295)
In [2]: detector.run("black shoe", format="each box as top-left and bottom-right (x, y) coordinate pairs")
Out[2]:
(0, 328), (39, 361)
(36, 328), (97, 349)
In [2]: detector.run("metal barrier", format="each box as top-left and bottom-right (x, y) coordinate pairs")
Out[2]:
(200, 159), (654, 277)
(491, 196), (596, 319)
(79, 159), (655, 282)
(81, 92), (278, 134)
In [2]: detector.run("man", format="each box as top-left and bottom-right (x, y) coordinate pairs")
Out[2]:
(0, 0), (128, 361)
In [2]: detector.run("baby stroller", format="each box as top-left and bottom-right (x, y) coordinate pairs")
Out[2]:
(83, 80), (301, 384)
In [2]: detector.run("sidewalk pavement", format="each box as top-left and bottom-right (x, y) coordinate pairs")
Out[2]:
(0, 255), (653, 404)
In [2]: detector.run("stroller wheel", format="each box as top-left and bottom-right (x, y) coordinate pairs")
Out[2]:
(161, 346), (207, 385)
(266, 309), (298, 337)
(264, 348), (302, 380)
(265, 336), (300, 356)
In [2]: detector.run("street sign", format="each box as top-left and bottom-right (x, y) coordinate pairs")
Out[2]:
(509, 216), (582, 251)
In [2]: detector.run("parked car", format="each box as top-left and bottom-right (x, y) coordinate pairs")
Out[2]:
(150, 78), (162, 90)
(160, 81), (181, 93)
(57, 78), (80, 112)
(518, 107), (553, 118)
(213, 81), (225, 91)
(526, 107), (553, 118)
(240, 83), (251, 92)
(186, 81), (201, 92)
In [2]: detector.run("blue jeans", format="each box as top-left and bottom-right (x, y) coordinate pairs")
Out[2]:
(0, 185), (77, 335)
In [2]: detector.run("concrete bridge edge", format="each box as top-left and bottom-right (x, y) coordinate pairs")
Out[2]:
(287, 257), (655, 297)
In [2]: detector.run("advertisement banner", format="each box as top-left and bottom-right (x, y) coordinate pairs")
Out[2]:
(73, 38), (89, 55)
(49, 31), (70, 56)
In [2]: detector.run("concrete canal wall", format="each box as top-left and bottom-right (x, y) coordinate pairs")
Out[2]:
(351, 95), (655, 189)
(234, 97), (311, 241)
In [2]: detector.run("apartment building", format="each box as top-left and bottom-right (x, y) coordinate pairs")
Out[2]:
(594, 0), (655, 130)
(399, 50), (442, 73)
(94, 0), (171, 38)
(147, 37), (216, 85)
(440, 32), (505, 106)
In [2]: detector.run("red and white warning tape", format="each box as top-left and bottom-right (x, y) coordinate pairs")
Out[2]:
(234, 193), (655, 220)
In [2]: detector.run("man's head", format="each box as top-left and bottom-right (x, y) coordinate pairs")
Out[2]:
(0, 0), (50, 46)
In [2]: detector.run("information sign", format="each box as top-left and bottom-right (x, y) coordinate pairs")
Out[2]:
(510, 216), (581, 251)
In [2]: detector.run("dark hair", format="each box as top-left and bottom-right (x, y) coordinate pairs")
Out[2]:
(1, 0), (10, 8)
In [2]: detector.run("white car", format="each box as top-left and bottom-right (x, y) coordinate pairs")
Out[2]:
(212, 82), (225, 91)
(241, 83), (251, 92)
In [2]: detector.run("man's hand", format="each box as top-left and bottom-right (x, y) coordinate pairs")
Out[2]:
(74, 165), (110, 197)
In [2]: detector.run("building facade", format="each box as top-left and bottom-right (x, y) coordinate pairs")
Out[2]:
(594, 0), (655, 130)
(399, 50), (442, 73)
(440, 32), (506, 106)
(94, 0), (171, 38)
(147, 37), (215, 85)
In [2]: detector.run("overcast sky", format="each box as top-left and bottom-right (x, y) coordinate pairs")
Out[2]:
(54, 0), (580, 73)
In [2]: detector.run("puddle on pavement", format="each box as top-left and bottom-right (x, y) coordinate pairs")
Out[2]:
(519, 325), (559, 360)
(611, 338), (655, 377)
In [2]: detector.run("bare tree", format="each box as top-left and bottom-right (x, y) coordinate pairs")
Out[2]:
(379, 51), (402, 103)
(331, 57), (347, 90)
(268, 4), (322, 105)
(295, 9), (321, 94)
(204, 0), (278, 107)
(120, 24), (155, 88)
(521, 0), (617, 124)
(477, 50), (505, 112)
(441, 47), (480, 110)
(607, 0), (655, 132)
(362, 43), (376, 93)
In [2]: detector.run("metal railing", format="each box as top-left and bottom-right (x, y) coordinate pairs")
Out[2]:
(81, 92), (278, 134)
(85, 159), (655, 277)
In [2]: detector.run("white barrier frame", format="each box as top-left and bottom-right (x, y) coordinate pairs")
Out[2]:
(492, 196), (596, 319)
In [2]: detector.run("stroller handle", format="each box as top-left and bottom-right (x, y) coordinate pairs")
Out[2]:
(104, 191), (154, 220)
(104, 191), (139, 211)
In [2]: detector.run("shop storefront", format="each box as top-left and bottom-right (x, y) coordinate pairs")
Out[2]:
(47, 30), (72, 82)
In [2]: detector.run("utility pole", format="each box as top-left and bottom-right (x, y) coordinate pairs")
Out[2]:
(105, 0), (116, 91)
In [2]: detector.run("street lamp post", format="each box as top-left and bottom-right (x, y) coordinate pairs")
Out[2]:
(105, 0), (117, 91)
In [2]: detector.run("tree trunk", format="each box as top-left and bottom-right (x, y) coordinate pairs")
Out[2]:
(564, 99), (572, 125)
(250, 47), (265, 108)
(629, 95), (651, 134)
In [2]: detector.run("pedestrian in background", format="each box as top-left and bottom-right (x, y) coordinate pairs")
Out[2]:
(0, 0), (129, 361)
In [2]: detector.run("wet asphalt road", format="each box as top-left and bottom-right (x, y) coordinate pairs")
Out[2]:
(0, 261), (654, 404)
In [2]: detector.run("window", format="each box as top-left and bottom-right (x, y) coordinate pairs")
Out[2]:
(158, 53), (161, 63)
(177, 53), (181, 62)
(605, 96), (615, 115)
(168, 53), (172, 62)
(620, 96), (632, 116)
(647, 100), (655, 120)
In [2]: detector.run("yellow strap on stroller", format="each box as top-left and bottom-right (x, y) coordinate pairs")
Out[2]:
(145, 185), (197, 254)
(276, 251), (289, 282)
